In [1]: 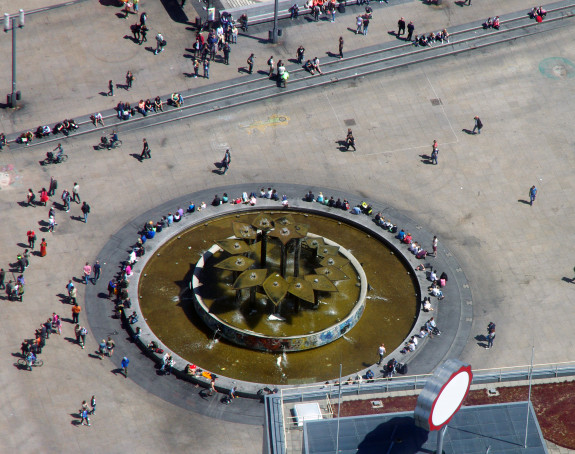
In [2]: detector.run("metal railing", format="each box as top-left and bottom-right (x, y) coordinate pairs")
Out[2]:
(270, 360), (575, 454)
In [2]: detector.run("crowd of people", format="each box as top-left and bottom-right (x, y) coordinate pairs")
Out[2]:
(19, 313), (62, 370)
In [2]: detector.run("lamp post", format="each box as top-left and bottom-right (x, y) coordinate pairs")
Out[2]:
(271, 0), (279, 43)
(3, 10), (25, 108)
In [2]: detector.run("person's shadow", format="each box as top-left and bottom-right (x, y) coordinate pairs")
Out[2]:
(123, 34), (139, 44)
(454, 0), (467, 6)
(475, 334), (488, 348)
(461, 128), (475, 135)
(419, 154), (434, 164)
(130, 153), (143, 162)
(70, 413), (82, 426)
(517, 199), (531, 205)
(336, 140), (349, 152)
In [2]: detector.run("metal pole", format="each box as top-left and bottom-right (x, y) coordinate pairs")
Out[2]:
(10, 18), (16, 107)
(335, 364), (342, 453)
(272, 0), (279, 43)
(524, 345), (535, 448)
(436, 425), (447, 454)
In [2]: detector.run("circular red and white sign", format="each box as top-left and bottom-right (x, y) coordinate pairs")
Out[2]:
(428, 364), (473, 430)
(414, 360), (473, 432)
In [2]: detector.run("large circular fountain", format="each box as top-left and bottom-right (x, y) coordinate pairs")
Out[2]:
(139, 209), (419, 384)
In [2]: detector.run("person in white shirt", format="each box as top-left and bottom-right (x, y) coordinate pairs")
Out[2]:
(377, 343), (386, 365)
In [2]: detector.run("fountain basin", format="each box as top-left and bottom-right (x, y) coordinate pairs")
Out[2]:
(192, 234), (368, 352)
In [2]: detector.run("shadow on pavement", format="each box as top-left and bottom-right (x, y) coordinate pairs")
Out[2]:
(159, 0), (189, 24)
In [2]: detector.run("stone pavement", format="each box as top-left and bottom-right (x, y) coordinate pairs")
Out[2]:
(0, 0), (539, 133)
(0, 0), (575, 452)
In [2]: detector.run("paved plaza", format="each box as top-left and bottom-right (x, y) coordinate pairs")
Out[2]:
(0, 0), (574, 452)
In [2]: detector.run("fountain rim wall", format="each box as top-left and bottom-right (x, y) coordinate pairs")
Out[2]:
(192, 232), (368, 352)
(131, 202), (427, 390)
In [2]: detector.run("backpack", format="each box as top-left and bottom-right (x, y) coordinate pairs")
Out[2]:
(62, 190), (69, 201)
(80, 328), (87, 336)
(161, 39), (167, 47)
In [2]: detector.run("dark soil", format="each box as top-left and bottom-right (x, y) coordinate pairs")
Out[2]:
(333, 381), (575, 449)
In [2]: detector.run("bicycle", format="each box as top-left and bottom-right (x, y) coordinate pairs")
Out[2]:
(42, 153), (68, 165)
(96, 137), (122, 150)
(17, 358), (44, 370)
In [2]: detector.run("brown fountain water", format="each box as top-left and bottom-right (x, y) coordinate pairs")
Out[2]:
(139, 210), (418, 384)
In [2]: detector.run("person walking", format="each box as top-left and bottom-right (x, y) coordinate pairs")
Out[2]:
(223, 43), (230, 65)
(126, 71), (134, 90)
(296, 45), (305, 64)
(48, 177), (58, 196)
(80, 403), (91, 426)
(81, 202), (91, 223)
(431, 140), (439, 165)
(432, 236), (438, 257)
(72, 182), (80, 204)
(397, 17), (406, 36)
(203, 58), (210, 79)
(486, 324), (495, 349)
(90, 395), (96, 415)
(132, 22), (141, 42)
(246, 53), (254, 74)
(108, 80), (114, 97)
(48, 213), (57, 233)
(338, 36), (344, 59)
(27, 188), (36, 207)
(106, 337), (115, 357)
(267, 56), (274, 78)
(222, 149), (231, 174)
(472, 115), (483, 134)
(362, 15), (370, 35)
(377, 343), (386, 365)
(72, 303), (81, 324)
(345, 129), (356, 151)
(69, 285), (78, 306)
(93, 260), (101, 284)
(406, 21), (415, 41)
(40, 238), (47, 257)
(62, 189), (71, 212)
(0, 268), (4, 289)
(154, 33), (165, 55)
(79, 326), (87, 349)
(27, 230), (36, 249)
(83, 262), (92, 285)
(356, 15), (363, 34)
(529, 185), (537, 206)
(140, 138), (151, 160)
(140, 24), (148, 45)
(121, 357), (130, 377)
(207, 377), (217, 396)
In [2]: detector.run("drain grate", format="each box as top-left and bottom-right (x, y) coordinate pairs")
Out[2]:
(430, 98), (443, 106)
(344, 119), (356, 126)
